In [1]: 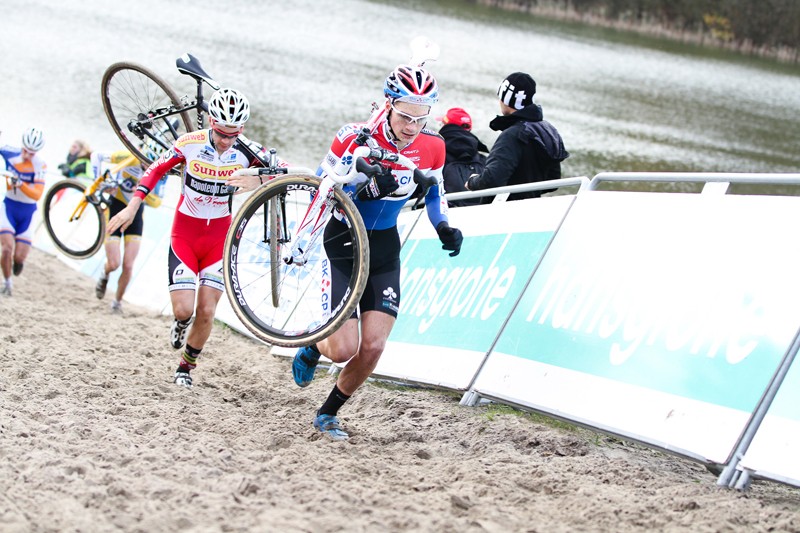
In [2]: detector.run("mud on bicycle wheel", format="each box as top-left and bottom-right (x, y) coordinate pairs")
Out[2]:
(101, 61), (193, 166)
(43, 179), (106, 259)
(224, 175), (369, 347)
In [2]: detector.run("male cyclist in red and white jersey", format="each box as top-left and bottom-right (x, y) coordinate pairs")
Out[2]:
(291, 64), (464, 440)
(107, 88), (278, 388)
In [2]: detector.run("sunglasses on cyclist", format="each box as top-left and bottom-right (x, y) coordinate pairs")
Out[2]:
(211, 125), (242, 140)
(390, 103), (430, 126)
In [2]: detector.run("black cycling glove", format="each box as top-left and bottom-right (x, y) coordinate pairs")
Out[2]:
(436, 221), (463, 257)
(357, 167), (399, 201)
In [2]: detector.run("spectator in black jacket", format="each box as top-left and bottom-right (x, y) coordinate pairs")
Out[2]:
(465, 72), (569, 201)
(437, 107), (490, 207)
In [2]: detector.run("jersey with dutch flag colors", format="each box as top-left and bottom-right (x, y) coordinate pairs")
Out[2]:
(318, 121), (449, 231)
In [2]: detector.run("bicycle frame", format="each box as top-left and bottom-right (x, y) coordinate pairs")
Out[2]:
(234, 102), (437, 268)
(221, 35), (443, 345)
(280, 38), (442, 262)
(69, 153), (139, 221)
(130, 54), (217, 153)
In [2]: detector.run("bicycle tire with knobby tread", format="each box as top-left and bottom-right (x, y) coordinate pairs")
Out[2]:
(101, 61), (193, 166)
(224, 174), (369, 347)
(43, 179), (106, 259)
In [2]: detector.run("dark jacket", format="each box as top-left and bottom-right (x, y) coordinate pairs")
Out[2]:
(439, 124), (490, 207)
(467, 104), (568, 201)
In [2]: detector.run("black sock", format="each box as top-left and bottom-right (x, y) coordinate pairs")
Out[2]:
(317, 384), (351, 417)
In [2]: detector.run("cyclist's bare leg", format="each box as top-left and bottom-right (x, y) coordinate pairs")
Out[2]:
(170, 288), (196, 323)
(115, 238), (141, 301)
(11, 241), (30, 272)
(0, 234), (14, 279)
(317, 318), (360, 363)
(102, 237), (122, 276)
(332, 311), (395, 396)
(185, 285), (223, 351)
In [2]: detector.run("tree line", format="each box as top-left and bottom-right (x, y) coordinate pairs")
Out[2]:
(480, 0), (800, 63)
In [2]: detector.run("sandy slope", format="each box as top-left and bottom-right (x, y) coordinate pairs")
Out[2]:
(1, 248), (798, 532)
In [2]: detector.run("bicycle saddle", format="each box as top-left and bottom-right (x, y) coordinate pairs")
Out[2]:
(176, 53), (220, 90)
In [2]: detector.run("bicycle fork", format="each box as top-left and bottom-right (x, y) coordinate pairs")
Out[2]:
(283, 179), (337, 266)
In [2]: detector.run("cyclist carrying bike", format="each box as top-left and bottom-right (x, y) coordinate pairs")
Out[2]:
(1, 127), (47, 296)
(106, 88), (278, 388)
(93, 148), (165, 313)
(292, 64), (463, 440)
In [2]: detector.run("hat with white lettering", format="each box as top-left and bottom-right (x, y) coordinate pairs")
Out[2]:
(497, 72), (536, 110)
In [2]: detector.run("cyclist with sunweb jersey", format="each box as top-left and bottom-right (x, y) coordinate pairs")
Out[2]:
(291, 64), (464, 440)
(106, 88), (284, 388)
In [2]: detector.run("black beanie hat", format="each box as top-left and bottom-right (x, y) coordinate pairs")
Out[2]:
(497, 72), (536, 110)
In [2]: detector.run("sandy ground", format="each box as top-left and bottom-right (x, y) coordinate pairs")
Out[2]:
(1, 247), (799, 532)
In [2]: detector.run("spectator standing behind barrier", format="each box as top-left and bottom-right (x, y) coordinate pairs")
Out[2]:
(465, 72), (569, 200)
(437, 107), (490, 207)
(58, 139), (93, 181)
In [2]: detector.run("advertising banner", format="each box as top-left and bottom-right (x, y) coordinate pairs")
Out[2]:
(372, 196), (575, 389)
(471, 191), (800, 463)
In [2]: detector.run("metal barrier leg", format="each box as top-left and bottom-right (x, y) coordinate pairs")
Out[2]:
(734, 469), (753, 491)
(459, 389), (481, 406)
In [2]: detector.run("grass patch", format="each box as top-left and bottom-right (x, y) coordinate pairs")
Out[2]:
(480, 403), (578, 432)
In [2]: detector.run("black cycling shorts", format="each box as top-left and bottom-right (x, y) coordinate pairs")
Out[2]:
(107, 196), (144, 238)
(324, 218), (401, 318)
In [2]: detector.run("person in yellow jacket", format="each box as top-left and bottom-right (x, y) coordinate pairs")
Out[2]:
(92, 150), (165, 313)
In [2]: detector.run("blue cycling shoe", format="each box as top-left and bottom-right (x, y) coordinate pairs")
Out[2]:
(292, 345), (321, 388)
(313, 413), (349, 441)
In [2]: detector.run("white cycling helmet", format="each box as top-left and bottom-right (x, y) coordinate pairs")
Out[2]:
(22, 127), (45, 152)
(208, 88), (250, 128)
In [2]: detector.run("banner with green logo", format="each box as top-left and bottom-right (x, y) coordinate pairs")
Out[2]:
(374, 197), (576, 388)
(474, 191), (800, 462)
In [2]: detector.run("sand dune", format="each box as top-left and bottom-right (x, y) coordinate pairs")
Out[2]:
(1, 247), (798, 532)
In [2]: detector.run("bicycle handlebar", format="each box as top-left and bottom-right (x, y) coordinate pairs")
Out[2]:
(342, 146), (438, 196)
(232, 166), (316, 177)
(1, 170), (19, 185)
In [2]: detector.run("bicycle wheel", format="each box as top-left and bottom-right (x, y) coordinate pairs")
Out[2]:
(224, 175), (369, 347)
(101, 61), (193, 166)
(43, 179), (106, 259)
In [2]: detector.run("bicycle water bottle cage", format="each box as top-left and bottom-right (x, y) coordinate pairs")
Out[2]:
(175, 53), (220, 90)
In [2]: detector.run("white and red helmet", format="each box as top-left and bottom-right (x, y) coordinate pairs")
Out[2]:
(384, 65), (439, 107)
